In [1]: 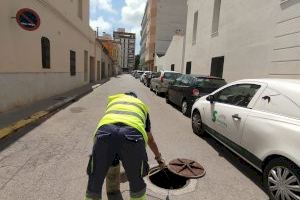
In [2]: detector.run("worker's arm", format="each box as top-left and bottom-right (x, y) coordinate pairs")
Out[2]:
(147, 132), (160, 158)
(147, 132), (165, 167)
(145, 113), (165, 167)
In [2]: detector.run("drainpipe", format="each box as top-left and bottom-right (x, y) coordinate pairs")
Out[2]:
(181, 33), (186, 74)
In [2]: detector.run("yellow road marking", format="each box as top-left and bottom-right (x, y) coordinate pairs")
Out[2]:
(0, 111), (49, 140)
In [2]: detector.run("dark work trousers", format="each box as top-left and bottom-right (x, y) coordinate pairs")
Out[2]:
(86, 124), (149, 199)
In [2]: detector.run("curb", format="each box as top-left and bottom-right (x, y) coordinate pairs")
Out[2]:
(0, 88), (93, 140)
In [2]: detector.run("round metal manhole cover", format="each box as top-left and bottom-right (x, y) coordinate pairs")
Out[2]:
(168, 158), (206, 179)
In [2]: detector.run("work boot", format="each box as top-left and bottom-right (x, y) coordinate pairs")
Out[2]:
(106, 164), (122, 199)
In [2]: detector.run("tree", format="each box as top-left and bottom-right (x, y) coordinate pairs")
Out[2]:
(135, 55), (140, 70)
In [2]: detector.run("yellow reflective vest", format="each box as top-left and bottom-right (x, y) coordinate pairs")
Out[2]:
(97, 94), (149, 143)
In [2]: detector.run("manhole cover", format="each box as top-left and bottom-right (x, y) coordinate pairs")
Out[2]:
(168, 158), (205, 179)
(149, 167), (188, 190)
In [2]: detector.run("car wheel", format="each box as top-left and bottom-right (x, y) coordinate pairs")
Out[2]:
(166, 94), (170, 104)
(263, 157), (300, 200)
(192, 110), (205, 136)
(182, 100), (189, 116)
(155, 88), (159, 96)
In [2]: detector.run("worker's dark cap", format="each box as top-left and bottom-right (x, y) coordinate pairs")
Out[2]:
(124, 91), (138, 98)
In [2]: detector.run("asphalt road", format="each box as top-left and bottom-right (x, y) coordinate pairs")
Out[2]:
(0, 74), (268, 200)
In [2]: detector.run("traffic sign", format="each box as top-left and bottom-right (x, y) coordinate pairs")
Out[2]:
(16, 8), (41, 31)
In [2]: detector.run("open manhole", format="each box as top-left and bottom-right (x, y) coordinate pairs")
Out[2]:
(149, 167), (188, 190)
(148, 158), (205, 190)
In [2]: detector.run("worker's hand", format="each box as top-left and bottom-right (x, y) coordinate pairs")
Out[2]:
(155, 153), (166, 169)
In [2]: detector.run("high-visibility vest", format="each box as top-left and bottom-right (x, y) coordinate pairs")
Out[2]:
(97, 94), (149, 143)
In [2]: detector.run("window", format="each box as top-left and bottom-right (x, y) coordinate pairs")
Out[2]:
(212, 0), (221, 36)
(211, 56), (224, 78)
(192, 11), (198, 44)
(41, 37), (50, 69)
(70, 50), (76, 76)
(181, 75), (190, 86)
(78, 0), (83, 19)
(164, 72), (181, 80)
(254, 88), (300, 119)
(214, 84), (261, 107)
(174, 75), (184, 85)
(186, 62), (192, 74)
(171, 64), (175, 71)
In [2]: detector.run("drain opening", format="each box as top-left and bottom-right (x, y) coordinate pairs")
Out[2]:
(149, 168), (188, 190)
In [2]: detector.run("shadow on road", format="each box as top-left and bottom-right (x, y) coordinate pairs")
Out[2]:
(198, 134), (267, 194)
(0, 78), (112, 153)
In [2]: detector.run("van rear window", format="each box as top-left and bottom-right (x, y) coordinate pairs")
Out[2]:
(164, 73), (181, 80)
(194, 78), (226, 88)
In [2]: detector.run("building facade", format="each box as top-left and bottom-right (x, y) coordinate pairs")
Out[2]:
(140, 0), (187, 71)
(184, 0), (300, 82)
(0, 0), (111, 112)
(113, 28), (136, 72)
(155, 32), (185, 72)
(99, 34), (122, 75)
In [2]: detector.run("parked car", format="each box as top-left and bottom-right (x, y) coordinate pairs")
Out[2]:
(140, 71), (151, 83)
(143, 72), (156, 87)
(191, 79), (300, 200)
(134, 70), (144, 79)
(150, 71), (181, 95)
(166, 74), (226, 116)
(131, 70), (137, 76)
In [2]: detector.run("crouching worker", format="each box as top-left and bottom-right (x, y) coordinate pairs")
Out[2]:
(85, 92), (165, 200)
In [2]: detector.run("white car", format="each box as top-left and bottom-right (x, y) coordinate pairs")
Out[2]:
(191, 79), (300, 200)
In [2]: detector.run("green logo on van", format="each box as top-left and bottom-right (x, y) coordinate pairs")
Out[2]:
(212, 111), (218, 122)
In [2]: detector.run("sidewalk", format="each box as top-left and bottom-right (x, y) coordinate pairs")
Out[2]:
(0, 80), (108, 140)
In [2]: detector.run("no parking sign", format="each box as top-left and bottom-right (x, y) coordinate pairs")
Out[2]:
(16, 8), (40, 31)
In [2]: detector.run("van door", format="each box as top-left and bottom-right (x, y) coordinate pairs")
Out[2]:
(204, 84), (263, 145)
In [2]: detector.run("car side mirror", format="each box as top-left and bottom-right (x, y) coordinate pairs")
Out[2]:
(206, 95), (215, 104)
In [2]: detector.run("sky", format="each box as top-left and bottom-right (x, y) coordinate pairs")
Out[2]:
(89, 0), (146, 54)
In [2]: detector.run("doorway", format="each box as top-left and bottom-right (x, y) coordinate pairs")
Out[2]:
(210, 56), (224, 78)
(97, 61), (100, 81)
(101, 61), (106, 79)
(84, 50), (88, 81)
(89, 56), (95, 83)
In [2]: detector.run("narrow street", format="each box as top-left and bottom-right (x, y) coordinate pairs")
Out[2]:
(0, 75), (268, 200)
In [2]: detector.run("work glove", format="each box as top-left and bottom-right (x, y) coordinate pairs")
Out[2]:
(155, 153), (166, 169)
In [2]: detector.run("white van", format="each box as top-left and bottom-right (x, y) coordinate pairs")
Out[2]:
(191, 79), (300, 200)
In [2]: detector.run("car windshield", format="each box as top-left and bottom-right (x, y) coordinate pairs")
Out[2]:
(194, 78), (226, 88)
(164, 72), (181, 80)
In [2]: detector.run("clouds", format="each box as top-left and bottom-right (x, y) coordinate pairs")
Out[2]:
(121, 0), (146, 26)
(89, 0), (147, 53)
(121, 0), (146, 53)
(90, 0), (116, 14)
(90, 16), (112, 33)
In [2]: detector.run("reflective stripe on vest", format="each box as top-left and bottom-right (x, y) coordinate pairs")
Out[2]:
(97, 94), (149, 143)
(107, 101), (146, 117)
(105, 110), (145, 124)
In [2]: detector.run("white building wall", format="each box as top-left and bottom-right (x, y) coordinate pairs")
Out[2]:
(155, 35), (184, 72)
(155, 0), (187, 56)
(184, 0), (300, 82)
(0, 0), (95, 112)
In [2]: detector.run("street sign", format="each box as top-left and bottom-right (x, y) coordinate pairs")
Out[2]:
(16, 8), (40, 31)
